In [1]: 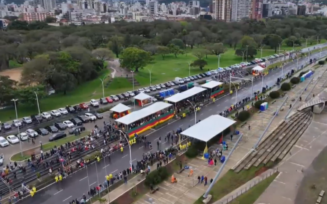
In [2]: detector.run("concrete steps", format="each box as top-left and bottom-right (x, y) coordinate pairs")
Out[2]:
(234, 110), (313, 173)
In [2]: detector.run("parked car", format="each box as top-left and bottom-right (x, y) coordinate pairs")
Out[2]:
(90, 99), (99, 107)
(110, 95), (119, 101)
(127, 91), (135, 97)
(123, 92), (130, 98)
(100, 98), (108, 104)
(22, 117), (32, 124)
(71, 118), (83, 126)
(165, 83), (171, 87)
(49, 132), (67, 141)
(94, 113), (103, 119)
(6, 135), (19, 144)
(37, 128), (49, 136)
(77, 115), (89, 123)
(0, 137), (9, 147)
(138, 88), (145, 92)
(51, 109), (61, 117)
(144, 87), (151, 93)
(160, 84), (166, 88)
(69, 126), (86, 134)
(31, 115), (43, 123)
(117, 94), (125, 100)
(46, 125), (59, 133)
(41, 112), (52, 119)
(17, 132), (29, 141)
(85, 113), (97, 121)
(2, 122), (12, 130)
(155, 85), (161, 90)
(58, 108), (68, 115)
(0, 154), (4, 165)
(55, 122), (67, 130)
(12, 119), (22, 128)
(79, 103), (89, 110)
(63, 120), (74, 128)
(106, 97), (113, 103)
(26, 129), (38, 138)
(150, 86), (156, 91)
(66, 106), (76, 113)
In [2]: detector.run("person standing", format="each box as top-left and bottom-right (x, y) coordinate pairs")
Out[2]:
(204, 176), (207, 186)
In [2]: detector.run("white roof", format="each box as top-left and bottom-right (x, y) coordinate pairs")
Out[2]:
(165, 87), (206, 103)
(110, 103), (131, 113)
(116, 102), (172, 125)
(181, 115), (236, 142)
(134, 92), (151, 100)
(201, 81), (223, 89)
(252, 66), (264, 72)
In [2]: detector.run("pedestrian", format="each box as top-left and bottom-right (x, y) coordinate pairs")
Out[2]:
(210, 178), (213, 183)
(299, 96), (302, 101)
(201, 175), (204, 183)
(230, 134), (233, 141)
(157, 141), (160, 150)
(197, 176), (200, 183)
(248, 125), (251, 130)
(289, 104), (292, 109)
(204, 176), (207, 186)
(214, 158), (217, 166)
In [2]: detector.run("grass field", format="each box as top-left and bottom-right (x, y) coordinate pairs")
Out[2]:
(229, 172), (278, 204)
(0, 43), (322, 121)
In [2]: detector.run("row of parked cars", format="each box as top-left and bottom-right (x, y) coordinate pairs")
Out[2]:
(0, 112), (103, 147)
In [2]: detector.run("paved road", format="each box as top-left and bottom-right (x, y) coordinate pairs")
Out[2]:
(15, 48), (327, 204)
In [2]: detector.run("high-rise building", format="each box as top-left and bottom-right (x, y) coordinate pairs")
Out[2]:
(297, 5), (306, 15)
(251, 0), (262, 20)
(231, 0), (251, 21)
(214, 0), (232, 22)
(40, 0), (56, 11)
(149, 0), (158, 15)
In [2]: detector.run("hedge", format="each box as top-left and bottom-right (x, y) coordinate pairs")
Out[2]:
(185, 146), (198, 158)
(254, 100), (265, 109)
(290, 77), (300, 84)
(144, 167), (169, 187)
(281, 82), (291, 91)
(97, 106), (113, 113)
(237, 111), (250, 122)
(319, 60), (325, 65)
(269, 91), (280, 99)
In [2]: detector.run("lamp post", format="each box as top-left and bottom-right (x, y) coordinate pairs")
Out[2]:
(99, 76), (107, 98)
(34, 91), (41, 115)
(119, 130), (133, 171)
(148, 69), (152, 86)
(12, 99), (23, 156)
(187, 100), (196, 125)
(230, 74), (254, 99)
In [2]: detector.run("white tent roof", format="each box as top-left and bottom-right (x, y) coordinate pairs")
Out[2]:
(134, 92), (151, 101)
(110, 103), (131, 113)
(201, 81), (223, 89)
(252, 66), (264, 72)
(181, 115), (236, 142)
(116, 102), (172, 125)
(165, 87), (206, 103)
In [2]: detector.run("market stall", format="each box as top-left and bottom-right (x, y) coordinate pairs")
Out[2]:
(134, 92), (152, 107)
(201, 81), (224, 98)
(110, 103), (131, 119)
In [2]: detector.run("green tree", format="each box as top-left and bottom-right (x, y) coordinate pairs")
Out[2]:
(193, 49), (206, 59)
(0, 76), (17, 105)
(120, 47), (151, 72)
(16, 85), (46, 106)
(263, 34), (283, 53)
(168, 44), (181, 58)
(92, 48), (114, 61)
(170, 38), (185, 49)
(206, 43), (226, 55)
(108, 36), (123, 58)
(45, 16), (57, 23)
(157, 46), (170, 59)
(190, 59), (207, 70)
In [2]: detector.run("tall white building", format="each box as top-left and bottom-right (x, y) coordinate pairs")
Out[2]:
(41, 0), (56, 11)
(149, 0), (158, 15)
(231, 0), (251, 21)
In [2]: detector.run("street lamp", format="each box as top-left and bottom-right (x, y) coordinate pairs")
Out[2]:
(118, 130), (133, 172)
(187, 100), (196, 125)
(34, 91), (41, 116)
(99, 76), (107, 98)
(11, 99), (23, 156)
(230, 73), (254, 99)
(148, 69), (152, 86)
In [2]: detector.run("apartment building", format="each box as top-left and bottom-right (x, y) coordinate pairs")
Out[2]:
(214, 0), (232, 22)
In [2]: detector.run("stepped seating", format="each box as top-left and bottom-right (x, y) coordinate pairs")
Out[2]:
(234, 110), (313, 173)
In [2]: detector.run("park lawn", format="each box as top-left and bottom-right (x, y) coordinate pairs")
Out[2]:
(9, 60), (22, 68)
(11, 131), (90, 161)
(229, 172), (278, 204)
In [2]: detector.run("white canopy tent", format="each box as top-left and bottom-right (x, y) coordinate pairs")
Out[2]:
(116, 102), (172, 125)
(134, 92), (151, 101)
(181, 115), (236, 142)
(110, 103), (131, 113)
(252, 66), (264, 72)
(165, 87), (206, 103)
(201, 81), (223, 89)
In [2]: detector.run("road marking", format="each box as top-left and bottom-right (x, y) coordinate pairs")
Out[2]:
(54, 189), (62, 195)
(103, 164), (110, 169)
(110, 169), (118, 174)
(290, 162), (305, 168)
(89, 182), (96, 186)
(274, 180), (286, 185)
(79, 176), (87, 181)
(138, 146), (144, 149)
(294, 145), (309, 151)
(62, 196), (72, 202)
(122, 154), (128, 158)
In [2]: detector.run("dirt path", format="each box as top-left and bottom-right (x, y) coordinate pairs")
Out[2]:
(0, 68), (23, 82)
(109, 59), (129, 78)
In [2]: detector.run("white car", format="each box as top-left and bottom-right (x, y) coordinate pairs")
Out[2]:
(12, 119), (22, 127)
(127, 91), (135, 97)
(63, 120), (74, 128)
(51, 109), (61, 117)
(59, 108), (68, 115)
(85, 113), (97, 121)
(18, 132), (29, 141)
(90, 99), (99, 107)
(22, 117), (32, 124)
(6, 135), (19, 144)
(41, 112), (52, 119)
(26, 129), (38, 138)
(0, 137), (9, 147)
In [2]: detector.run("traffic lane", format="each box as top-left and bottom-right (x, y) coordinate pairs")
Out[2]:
(15, 51), (327, 204)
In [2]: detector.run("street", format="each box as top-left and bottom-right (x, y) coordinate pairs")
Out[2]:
(14, 47), (327, 204)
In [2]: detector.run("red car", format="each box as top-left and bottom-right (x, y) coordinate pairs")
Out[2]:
(79, 103), (89, 110)
(106, 97), (113, 103)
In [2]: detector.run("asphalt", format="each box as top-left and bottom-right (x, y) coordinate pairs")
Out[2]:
(14, 46), (327, 204)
